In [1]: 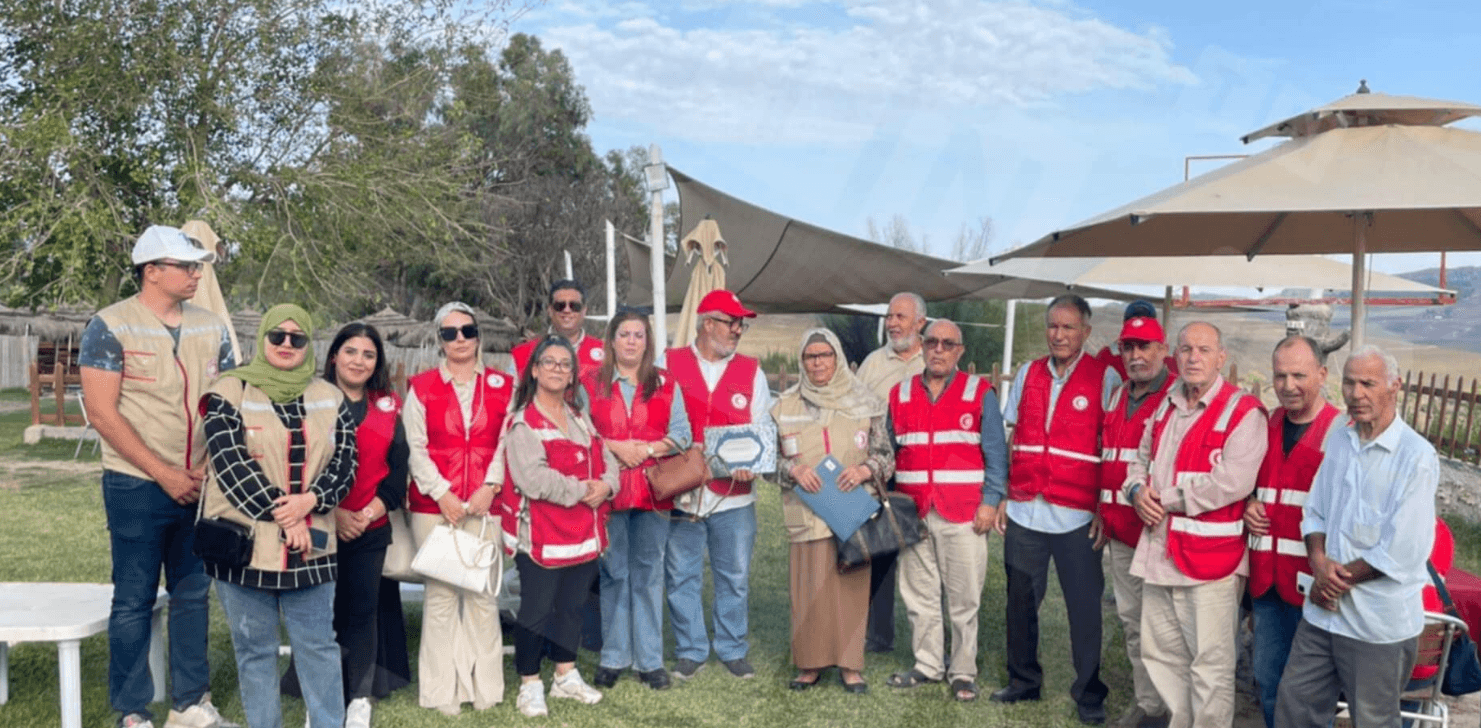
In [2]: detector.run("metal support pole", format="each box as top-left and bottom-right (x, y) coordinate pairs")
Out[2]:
(1001, 299), (1017, 401)
(647, 145), (668, 348)
(605, 220), (617, 319)
(1352, 213), (1368, 349)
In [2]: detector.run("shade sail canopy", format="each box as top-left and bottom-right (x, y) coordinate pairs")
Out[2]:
(952, 255), (1452, 295)
(624, 168), (1135, 312)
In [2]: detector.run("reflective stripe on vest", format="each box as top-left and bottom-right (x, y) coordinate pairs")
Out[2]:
(1168, 516), (1244, 538)
(1249, 535), (1308, 557)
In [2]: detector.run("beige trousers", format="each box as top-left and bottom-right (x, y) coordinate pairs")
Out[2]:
(898, 510), (987, 682)
(1108, 540), (1166, 716)
(1140, 574), (1242, 728)
(410, 512), (505, 710)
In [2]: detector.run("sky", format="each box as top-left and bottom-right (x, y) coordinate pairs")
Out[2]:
(510, 0), (1481, 277)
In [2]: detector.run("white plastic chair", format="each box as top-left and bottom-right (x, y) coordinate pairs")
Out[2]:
(73, 390), (98, 459)
(1335, 611), (1468, 728)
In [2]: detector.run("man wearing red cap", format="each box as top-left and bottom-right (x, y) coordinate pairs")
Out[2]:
(1093, 315), (1174, 728)
(996, 294), (1120, 725)
(1243, 336), (1342, 728)
(662, 289), (773, 681)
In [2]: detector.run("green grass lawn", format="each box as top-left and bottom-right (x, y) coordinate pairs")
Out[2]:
(0, 389), (1474, 728)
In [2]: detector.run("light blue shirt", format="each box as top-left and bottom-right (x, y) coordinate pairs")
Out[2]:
(1002, 352), (1121, 534)
(1301, 417), (1438, 644)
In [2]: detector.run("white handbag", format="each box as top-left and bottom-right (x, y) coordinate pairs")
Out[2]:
(410, 516), (501, 594)
(380, 509), (423, 583)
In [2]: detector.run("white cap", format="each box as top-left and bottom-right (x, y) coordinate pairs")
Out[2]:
(131, 225), (217, 265)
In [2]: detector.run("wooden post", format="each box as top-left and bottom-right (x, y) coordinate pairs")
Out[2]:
(29, 360), (40, 426)
(51, 360), (65, 427)
(1401, 370), (1412, 422)
(1465, 378), (1479, 463)
(1445, 377), (1465, 457)
(1414, 371), (1427, 423)
(1424, 373), (1439, 438)
(1435, 375), (1452, 449)
(1229, 362), (1239, 389)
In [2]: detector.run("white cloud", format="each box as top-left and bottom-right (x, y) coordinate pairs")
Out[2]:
(522, 0), (1198, 144)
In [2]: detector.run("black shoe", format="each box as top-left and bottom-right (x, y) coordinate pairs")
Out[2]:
(1077, 702), (1107, 725)
(593, 666), (622, 688)
(638, 669), (671, 690)
(723, 658), (756, 679)
(989, 684), (1041, 703)
(789, 671), (822, 691)
(672, 658), (706, 680)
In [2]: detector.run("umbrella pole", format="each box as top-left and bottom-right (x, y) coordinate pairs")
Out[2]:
(1001, 300), (1017, 399)
(1351, 213), (1368, 349)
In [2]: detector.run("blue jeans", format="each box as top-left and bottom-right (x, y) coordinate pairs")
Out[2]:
(666, 504), (757, 663)
(102, 470), (211, 718)
(600, 510), (671, 672)
(216, 581), (343, 728)
(1252, 591), (1305, 728)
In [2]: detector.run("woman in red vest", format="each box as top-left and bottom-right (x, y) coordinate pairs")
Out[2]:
(282, 323), (411, 728)
(504, 336), (620, 717)
(402, 301), (512, 716)
(583, 311), (690, 691)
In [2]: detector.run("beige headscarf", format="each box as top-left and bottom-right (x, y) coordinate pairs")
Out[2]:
(777, 327), (886, 421)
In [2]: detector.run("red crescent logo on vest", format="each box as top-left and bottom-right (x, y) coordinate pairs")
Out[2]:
(375, 396), (395, 412)
(854, 430), (868, 450)
(1072, 395), (1089, 411)
(1209, 448), (1223, 467)
(575, 450), (585, 462)
(959, 413), (972, 430)
(591, 348), (604, 361)
(731, 393), (748, 409)
(487, 373), (506, 388)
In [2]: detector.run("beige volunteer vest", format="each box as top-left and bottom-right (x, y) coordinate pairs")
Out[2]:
(94, 296), (225, 480)
(773, 393), (878, 543)
(202, 377), (342, 571)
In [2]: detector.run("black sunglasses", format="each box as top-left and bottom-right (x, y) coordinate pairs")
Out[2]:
(266, 329), (309, 349)
(439, 324), (479, 341)
(551, 300), (583, 313)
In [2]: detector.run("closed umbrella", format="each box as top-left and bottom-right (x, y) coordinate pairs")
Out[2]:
(671, 219), (728, 348)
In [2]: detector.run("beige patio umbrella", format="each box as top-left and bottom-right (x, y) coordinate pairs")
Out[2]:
(180, 220), (242, 362)
(670, 218), (728, 347)
(992, 84), (1481, 347)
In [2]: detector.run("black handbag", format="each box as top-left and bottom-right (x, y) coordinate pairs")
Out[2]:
(1427, 561), (1481, 696)
(191, 481), (253, 568)
(835, 492), (926, 572)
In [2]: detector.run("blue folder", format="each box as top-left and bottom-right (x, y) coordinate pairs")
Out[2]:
(793, 455), (881, 543)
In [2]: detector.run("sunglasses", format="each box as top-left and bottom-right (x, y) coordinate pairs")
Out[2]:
(923, 336), (962, 351)
(153, 259), (204, 275)
(266, 329), (309, 349)
(439, 324), (479, 341)
(551, 300), (583, 313)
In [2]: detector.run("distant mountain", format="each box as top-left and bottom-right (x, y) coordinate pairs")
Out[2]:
(1371, 266), (1481, 350)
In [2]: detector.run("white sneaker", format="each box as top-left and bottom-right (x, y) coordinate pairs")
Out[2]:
(517, 681), (548, 717)
(344, 697), (373, 728)
(549, 668), (603, 705)
(121, 715), (155, 728)
(165, 694), (240, 728)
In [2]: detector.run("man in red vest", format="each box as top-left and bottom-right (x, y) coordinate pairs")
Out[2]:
(511, 279), (604, 380)
(1243, 336), (1342, 728)
(1092, 315), (1174, 728)
(884, 319), (1008, 702)
(1125, 322), (1267, 728)
(662, 289), (771, 681)
(995, 295), (1119, 725)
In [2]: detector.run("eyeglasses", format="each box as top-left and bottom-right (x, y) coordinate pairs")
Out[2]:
(707, 316), (750, 333)
(551, 300), (583, 313)
(439, 324), (479, 342)
(538, 357), (574, 372)
(923, 337), (962, 351)
(266, 329), (309, 349)
(802, 351), (836, 364)
(153, 259), (204, 275)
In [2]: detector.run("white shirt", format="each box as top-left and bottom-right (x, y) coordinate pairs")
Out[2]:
(658, 345), (774, 516)
(1002, 352), (1121, 534)
(1301, 416), (1438, 644)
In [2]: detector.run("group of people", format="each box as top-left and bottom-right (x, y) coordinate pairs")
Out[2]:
(86, 223), (1441, 728)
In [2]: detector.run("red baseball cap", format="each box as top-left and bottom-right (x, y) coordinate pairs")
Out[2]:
(1118, 316), (1164, 344)
(697, 289), (756, 319)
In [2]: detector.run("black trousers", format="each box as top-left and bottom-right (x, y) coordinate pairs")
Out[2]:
(1003, 517), (1108, 707)
(514, 554), (598, 676)
(865, 551), (898, 652)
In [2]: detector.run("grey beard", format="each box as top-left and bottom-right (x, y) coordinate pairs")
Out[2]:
(889, 334), (919, 353)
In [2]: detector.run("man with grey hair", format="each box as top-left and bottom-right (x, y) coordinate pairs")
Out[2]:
(855, 291), (928, 653)
(1125, 321), (1267, 728)
(1274, 345), (1437, 728)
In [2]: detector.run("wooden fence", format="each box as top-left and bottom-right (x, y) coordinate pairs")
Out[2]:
(1401, 370), (1481, 464)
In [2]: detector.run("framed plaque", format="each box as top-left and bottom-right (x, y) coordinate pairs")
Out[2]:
(702, 419), (777, 479)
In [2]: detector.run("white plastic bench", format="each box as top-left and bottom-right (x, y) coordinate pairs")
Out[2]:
(0, 583), (166, 728)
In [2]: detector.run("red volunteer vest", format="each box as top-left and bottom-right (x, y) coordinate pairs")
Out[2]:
(664, 346), (760, 496)
(341, 391), (401, 530)
(583, 370), (679, 511)
(512, 334), (604, 381)
(503, 405), (610, 567)
(889, 372), (991, 524)
(1248, 403), (1342, 605)
(406, 368), (512, 514)
(1008, 355), (1106, 512)
(1098, 375), (1175, 548)
(1149, 380), (1265, 581)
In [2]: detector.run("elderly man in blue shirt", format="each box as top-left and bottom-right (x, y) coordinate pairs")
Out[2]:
(1273, 345), (1439, 728)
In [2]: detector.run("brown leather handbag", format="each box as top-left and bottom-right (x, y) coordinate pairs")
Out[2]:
(646, 446), (708, 502)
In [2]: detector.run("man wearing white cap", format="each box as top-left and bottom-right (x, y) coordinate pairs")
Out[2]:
(81, 226), (237, 728)
(662, 289), (773, 681)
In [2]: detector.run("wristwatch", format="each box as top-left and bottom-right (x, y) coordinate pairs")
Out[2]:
(360, 505), (374, 520)
(647, 444), (656, 458)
